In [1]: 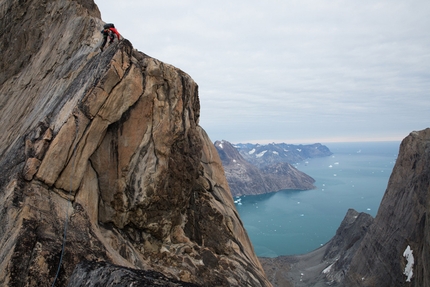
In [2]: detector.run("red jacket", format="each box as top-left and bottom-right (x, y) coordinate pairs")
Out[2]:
(109, 27), (121, 40)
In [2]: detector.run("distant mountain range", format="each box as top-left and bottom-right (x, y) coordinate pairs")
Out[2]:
(214, 141), (332, 197)
(234, 142), (333, 168)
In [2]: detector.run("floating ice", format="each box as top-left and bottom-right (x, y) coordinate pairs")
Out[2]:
(329, 165), (333, 168)
(367, 208), (371, 211)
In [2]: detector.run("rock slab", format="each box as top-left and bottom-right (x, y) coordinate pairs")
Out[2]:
(0, 0), (271, 286)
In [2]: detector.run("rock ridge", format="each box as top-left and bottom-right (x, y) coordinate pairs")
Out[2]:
(215, 140), (315, 196)
(235, 142), (332, 168)
(0, 0), (271, 286)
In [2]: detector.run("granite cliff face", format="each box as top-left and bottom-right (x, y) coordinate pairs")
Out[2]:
(341, 128), (430, 287)
(0, 1), (271, 286)
(260, 128), (430, 287)
(214, 140), (315, 197)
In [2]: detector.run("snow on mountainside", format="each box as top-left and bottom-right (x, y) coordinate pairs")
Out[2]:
(215, 140), (315, 197)
(234, 142), (332, 168)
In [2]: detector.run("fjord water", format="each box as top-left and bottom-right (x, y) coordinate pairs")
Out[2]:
(235, 141), (400, 257)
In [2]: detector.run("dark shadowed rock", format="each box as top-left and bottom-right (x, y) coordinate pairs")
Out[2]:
(67, 260), (201, 287)
(214, 140), (315, 196)
(342, 128), (430, 287)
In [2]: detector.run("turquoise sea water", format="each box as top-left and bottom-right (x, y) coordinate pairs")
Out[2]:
(235, 141), (400, 257)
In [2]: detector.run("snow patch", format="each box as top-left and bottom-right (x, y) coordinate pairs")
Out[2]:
(249, 149), (256, 155)
(322, 262), (335, 274)
(403, 245), (414, 282)
(256, 150), (268, 158)
(323, 258), (339, 275)
(272, 151), (279, 155)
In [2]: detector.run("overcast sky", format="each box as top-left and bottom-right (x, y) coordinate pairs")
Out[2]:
(96, 1), (429, 144)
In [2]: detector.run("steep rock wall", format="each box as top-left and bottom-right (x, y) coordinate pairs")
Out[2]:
(343, 128), (430, 286)
(0, 0), (271, 286)
(263, 129), (430, 287)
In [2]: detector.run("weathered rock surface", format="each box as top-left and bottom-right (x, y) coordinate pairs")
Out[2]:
(235, 142), (332, 168)
(215, 140), (315, 196)
(67, 260), (201, 287)
(342, 128), (430, 287)
(0, 0), (271, 286)
(260, 128), (430, 287)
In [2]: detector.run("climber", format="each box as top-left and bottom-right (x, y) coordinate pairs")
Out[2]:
(100, 23), (121, 52)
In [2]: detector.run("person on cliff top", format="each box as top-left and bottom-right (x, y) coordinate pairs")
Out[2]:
(100, 23), (121, 52)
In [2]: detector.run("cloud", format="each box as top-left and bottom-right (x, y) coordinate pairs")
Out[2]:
(97, 0), (430, 143)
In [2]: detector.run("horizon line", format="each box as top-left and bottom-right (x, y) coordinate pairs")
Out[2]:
(229, 136), (404, 145)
